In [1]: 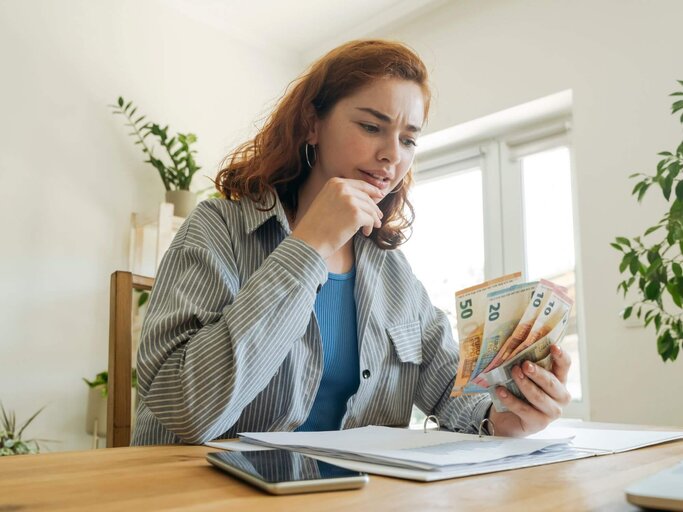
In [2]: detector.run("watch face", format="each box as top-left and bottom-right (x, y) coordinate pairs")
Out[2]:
(211, 450), (363, 483)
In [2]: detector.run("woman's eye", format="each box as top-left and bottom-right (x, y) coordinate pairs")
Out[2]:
(360, 123), (379, 133)
(401, 137), (417, 148)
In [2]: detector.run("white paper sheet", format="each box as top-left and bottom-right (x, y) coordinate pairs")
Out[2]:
(529, 424), (683, 453)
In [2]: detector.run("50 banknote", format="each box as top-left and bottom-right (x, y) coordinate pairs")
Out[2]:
(450, 272), (522, 397)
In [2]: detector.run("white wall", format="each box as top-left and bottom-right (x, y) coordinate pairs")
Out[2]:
(384, 0), (683, 426)
(0, 0), (300, 451)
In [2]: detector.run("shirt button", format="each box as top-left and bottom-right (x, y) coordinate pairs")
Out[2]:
(316, 284), (322, 294)
(362, 369), (371, 379)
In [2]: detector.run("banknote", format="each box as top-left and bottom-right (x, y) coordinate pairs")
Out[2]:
(450, 272), (522, 397)
(505, 287), (574, 361)
(464, 282), (538, 392)
(485, 307), (571, 412)
(478, 279), (567, 375)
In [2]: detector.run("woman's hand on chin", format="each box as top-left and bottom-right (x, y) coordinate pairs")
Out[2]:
(291, 177), (384, 258)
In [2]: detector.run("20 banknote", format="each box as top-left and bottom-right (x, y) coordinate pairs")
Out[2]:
(451, 272), (574, 412)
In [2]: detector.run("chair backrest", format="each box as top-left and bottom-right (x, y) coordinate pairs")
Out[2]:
(107, 271), (154, 448)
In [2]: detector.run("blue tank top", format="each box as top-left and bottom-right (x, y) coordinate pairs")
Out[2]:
(296, 267), (360, 431)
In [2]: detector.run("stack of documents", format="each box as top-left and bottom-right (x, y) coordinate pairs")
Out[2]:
(206, 422), (683, 482)
(451, 273), (573, 411)
(236, 426), (568, 471)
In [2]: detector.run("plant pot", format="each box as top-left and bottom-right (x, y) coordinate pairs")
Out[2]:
(85, 387), (138, 439)
(85, 387), (107, 437)
(165, 190), (197, 218)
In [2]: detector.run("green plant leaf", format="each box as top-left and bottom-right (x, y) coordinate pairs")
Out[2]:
(644, 224), (663, 236)
(645, 281), (660, 300)
(619, 253), (632, 273)
(673, 262), (683, 277)
(16, 406), (45, 440)
(663, 174), (674, 200)
(646, 247), (661, 264)
(622, 306), (633, 319)
(668, 282), (683, 308)
(118, 96), (124, 107)
(657, 330), (677, 361)
(632, 181), (644, 196)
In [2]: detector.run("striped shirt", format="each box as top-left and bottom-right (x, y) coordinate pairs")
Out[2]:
(132, 197), (491, 446)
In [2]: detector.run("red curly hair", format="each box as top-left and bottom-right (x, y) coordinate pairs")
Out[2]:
(215, 39), (431, 249)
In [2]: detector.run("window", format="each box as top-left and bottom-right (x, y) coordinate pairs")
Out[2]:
(403, 118), (586, 421)
(519, 147), (581, 400)
(402, 166), (485, 335)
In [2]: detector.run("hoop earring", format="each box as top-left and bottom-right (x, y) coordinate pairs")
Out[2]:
(387, 178), (405, 194)
(305, 143), (317, 168)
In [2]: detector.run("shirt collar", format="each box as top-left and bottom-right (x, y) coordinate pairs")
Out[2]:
(240, 193), (292, 236)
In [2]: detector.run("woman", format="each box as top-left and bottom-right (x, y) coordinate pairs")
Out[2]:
(132, 40), (571, 446)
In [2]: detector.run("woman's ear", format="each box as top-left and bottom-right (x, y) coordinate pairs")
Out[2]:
(304, 104), (319, 145)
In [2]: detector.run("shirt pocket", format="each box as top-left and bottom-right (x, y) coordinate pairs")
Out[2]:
(386, 321), (423, 365)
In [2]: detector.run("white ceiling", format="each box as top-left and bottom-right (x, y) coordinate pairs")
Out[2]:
(161, 0), (447, 62)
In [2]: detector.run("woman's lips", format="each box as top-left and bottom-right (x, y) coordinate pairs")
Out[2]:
(359, 170), (391, 190)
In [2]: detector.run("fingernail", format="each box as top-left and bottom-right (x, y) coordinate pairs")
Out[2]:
(498, 388), (508, 399)
(514, 366), (525, 380)
(525, 362), (535, 374)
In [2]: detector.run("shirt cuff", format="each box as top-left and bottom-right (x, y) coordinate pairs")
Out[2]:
(268, 236), (328, 293)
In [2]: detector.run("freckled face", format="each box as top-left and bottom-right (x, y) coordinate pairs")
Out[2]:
(308, 78), (425, 193)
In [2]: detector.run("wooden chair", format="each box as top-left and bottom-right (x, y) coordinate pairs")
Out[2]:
(107, 271), (154, 448)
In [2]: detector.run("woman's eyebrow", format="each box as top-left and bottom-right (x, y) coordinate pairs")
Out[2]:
(355, 107), (422, 133)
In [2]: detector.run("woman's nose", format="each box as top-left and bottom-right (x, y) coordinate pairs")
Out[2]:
(377, 137), (401, 166)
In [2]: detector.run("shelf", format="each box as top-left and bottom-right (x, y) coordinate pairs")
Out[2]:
(129, 203), (185, 277)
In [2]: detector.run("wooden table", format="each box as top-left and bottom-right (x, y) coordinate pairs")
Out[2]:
(1, 438), (682, 511)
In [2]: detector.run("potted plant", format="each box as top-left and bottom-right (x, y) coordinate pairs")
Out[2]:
(110, 97), (202, 217)
(83, 369), (138, 440)
(613, 80), (683, 362)
(0, 402), (46, 456)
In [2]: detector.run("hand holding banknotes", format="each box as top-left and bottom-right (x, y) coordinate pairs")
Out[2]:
(451, 273), (575, 437)
(488, 344), (572, 436)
